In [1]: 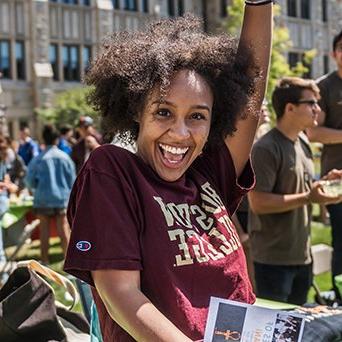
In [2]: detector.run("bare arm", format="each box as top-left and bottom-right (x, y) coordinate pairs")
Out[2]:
(306, 110), (342, 144)
(231, 213), (249, 244)
(92, 270), (192, 342)
(225, 3), (273, 177)
(249, 191), (310, 214)
(249, 182), (342, 215)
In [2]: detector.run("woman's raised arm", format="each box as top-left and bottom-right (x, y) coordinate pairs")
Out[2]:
(225, 1), (273, 177)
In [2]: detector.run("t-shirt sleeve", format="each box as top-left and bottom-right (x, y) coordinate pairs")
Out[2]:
(193, 143), (255, 215)
(251, 143), (277, 193)
(64, 167), (142, 286)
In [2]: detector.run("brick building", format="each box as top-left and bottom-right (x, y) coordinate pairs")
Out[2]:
(0, 0), (340, 137)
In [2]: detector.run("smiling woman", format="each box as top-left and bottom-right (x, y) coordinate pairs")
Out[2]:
(64, 3), (273, 342)
(136, 70), (213, 182)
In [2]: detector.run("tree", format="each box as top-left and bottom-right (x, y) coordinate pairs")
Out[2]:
(224, 0), (315, 108)
(36, 87), (98, 128)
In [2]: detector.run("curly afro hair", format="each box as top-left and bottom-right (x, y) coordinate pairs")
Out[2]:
(85, 14), (257, 145)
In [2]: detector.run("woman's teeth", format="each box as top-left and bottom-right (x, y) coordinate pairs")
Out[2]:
(159, 143), (189, 155)
(159, 143), (189, 163)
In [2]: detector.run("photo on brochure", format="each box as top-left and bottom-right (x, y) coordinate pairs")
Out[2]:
(204, 297), (305, 342)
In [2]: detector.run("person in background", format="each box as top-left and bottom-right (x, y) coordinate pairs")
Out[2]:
(248, 77), (342, 305)
(4, 136), (26, 192)
(57, 125), (75, 155)
(18, 125), (40, 166)
(84, 135), (101, 162)
(71, 116), (101, 173)
(0, 135), (20, 275)
(25, 125), (76, 264)
(306, 29), (342, 301)
(64, 1), (273, 340)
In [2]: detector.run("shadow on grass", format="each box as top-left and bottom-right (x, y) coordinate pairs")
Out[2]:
(5, 237), (64, 265)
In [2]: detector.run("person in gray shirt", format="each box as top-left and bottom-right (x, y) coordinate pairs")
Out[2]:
(307, 29), (342, 300)
(249, 77), (342, 305)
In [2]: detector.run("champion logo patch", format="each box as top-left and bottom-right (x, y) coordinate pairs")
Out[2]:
(76, 241), (92, 251)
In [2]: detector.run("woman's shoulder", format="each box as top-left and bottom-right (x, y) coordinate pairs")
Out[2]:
(84, 143), (139, 176)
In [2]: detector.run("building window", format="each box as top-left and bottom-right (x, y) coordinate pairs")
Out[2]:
(289, 52), (312, 78)
(0, 40), (11, 79)
(142, 0), (148, 13)
(322, 0), (327, 22)
(178, 0), (184, 15)
(288, 52), (300, 68)
(287, 0), (297, 17)
(124, 0), (137, 11)
(62, 0), (78, 4)
(49, 0), (90, 3)
(323, 55), (329, 74)
(168, 0), (175, 16)
(300, 0), (310, 19)
(201, 0), (208, 32)
(63, 45), (79, 81)
(112, 0), (120, 9)
(83, 45), (91, 72)
(220, 0), (228, 17)
(302, 60), (312, 79)
(15, 41), (25, 80)
(49, 44), (59, 81)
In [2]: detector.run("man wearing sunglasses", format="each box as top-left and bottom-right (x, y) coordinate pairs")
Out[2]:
(248, 77), (342, 305)
(306, 30), (342, 302)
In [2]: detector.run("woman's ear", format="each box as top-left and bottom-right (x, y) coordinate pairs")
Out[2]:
(134, 112), (141, 123)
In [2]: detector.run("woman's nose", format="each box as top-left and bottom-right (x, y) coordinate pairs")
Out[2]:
(169, 120), (190, 139)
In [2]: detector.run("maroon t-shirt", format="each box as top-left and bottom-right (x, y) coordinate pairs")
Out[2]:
(64, 143), (255, 341)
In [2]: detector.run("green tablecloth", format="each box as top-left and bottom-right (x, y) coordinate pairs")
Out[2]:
(255, 297), (298, 310)
(335, 275), (342, 297)
(2, 200), (33, 229)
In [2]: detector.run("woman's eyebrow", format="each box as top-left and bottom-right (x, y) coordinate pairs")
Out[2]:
(151, 100), (210, 112)
(151, 100), (176, 107)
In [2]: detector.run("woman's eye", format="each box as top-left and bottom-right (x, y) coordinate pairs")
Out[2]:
(191, 112), (206, 120)
(156, 109), (171, 117)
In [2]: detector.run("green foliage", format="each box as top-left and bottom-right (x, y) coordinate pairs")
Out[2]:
(224, 0), (244, 35)
(225, 1), (316, 116)
(36, 87), (98, 128)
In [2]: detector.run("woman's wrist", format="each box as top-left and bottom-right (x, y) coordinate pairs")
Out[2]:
(245, 0), (274, 5)
(304, 191), (312, 205)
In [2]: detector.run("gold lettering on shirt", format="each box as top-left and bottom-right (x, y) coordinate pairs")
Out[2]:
(154, 182), (241, 267)
(168, 229), (193, 266)
(168, 203), (192, 228)
(190, 205), (214, 231)
(153, 196), (174, 227)
(218, 215), (241, 249)
(200, 182), (225, 214)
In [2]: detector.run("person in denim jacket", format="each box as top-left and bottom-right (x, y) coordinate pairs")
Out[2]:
(25, 125), (76, 263)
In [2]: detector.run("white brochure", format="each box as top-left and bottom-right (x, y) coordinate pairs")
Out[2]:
(204, 297), (305, 342)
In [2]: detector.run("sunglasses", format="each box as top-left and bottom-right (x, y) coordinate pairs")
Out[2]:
(294, 99), (319, 107)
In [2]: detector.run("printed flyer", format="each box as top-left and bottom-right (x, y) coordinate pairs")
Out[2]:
(204, 297), (305, 342)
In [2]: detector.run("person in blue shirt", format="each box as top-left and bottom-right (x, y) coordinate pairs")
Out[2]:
(18, 126), (40, 165)
(25, 124), (76, 263)
(57, 125), (75, 155)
